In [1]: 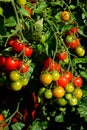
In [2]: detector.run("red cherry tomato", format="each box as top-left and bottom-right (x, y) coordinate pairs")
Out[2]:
(43, 57), (61, 72)
(73, 77), (83, 88)
(0, 55), (6, 67)
(57, 75), (68, 88)
(57, 52), (67, 60)
(24, 45), (33, 57)
(5, 57), (19, 71)
(66, 27), (78, 35)
(12, 40), (25, 52)
(17, 61), (29, 73)
(64, 71), (73, 82)
(8, 36), (19, 46)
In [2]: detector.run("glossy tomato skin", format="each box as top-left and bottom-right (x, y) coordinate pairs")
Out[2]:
(12, 40), (25, 52)
(61, 11), (70, 22)
(17, 61), (29, 73)
(53, 86), (65, 98)
(40, 73), (52, 85)
(16, 0), (26, 6)
(43, 57), (61, 72)
(57, 52), (67, 60)
(57, 76), (68, 88)
(73, 77), (83, 88)
(5, 57), (19, 71)
(66, 27), (78, 35)
(64, 71), (73, 82)
(66, 38), (80, 49)
(8, 36), (18, 46)
(44, 89), (53, 99)
(24, 45), (33, 57)
(75, 46), (85, 57)
(0, 56), (6, 67)
(9, 71), (20, 81)
(10, 80), (23, 91)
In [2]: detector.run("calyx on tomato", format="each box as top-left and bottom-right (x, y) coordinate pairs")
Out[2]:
(66, 27), (78, 35)
(57, 52), (67, 60)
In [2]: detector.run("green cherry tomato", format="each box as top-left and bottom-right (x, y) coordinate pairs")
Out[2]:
(65, 83), (74, 93)
(16, 0), (26, 6)
(52, 70), (60, 81)
(10, 80), (22, 91)
(75, 46), (85, 57)
(69, 97), (78, 106)
(58, 98), (67, 106)
(65, 93), (72, 100)
(21, 78), (29, 87)
(38, 87), (46, 96)
(44, 89), (53, 99)
(9, 71), (20, 81)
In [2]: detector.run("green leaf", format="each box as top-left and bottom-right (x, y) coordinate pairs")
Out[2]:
(4, 16), (16, 27)
(19, 8), (30, 17)
(2, 125), (9, 130)
(55, 114), (64, 122)
(30, 120), (42, 130)
(11, 122), (25, 130)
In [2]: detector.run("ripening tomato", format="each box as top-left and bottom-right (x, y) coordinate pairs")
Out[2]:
(61, 11), (71, 22)
(40, 73), (53, 85)
(65, 37), (80, 49)
(22, 5), (32, 17)
(75, 46), (85, 57)
(16, 0), (26, 6)
(9, 71), (20, 81)
(5, 57), (19, 71)
(23, 45), (33, 57)
(57, 76), (68, 88)
(0, 55), (6, 67)
(66, 27), (78, 35)
(52, 70), (60, 81)
(12, 40), (25, 52)
(43, 57), (61, 72)
(73, 77), (83, 88)
(57, 52), (67, 60)
(53, 86), (65, 98)
(0, 114), (6, 127)
(10, 80), (23, 91)
(65, 93), (72, 100)
(64, 71), (73, 82)
(65, 83), (74, 93)
(58, 98), (67, 106)
(73, 88), (83, 99)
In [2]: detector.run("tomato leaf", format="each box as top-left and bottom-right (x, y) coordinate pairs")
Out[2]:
(55, 114), (64, 122)
(29, 120), (42, 130)
(4, 16), (16, 27)
(11, 122), (25, 130)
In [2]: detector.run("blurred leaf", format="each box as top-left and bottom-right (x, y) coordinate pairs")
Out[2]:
(55, 114), (64, 122)
(30, 120), (42, 130)
(4, 16), (16, 27)
(11, 122), (25, 130)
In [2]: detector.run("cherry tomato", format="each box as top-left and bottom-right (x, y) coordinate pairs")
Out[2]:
(9, 71), (20, 81)
(5, 57), (19, 71)
(23, 45), (33, 57)
(75, 46), (85, 57)
(64, 71), (73, 82)
(57, 76), (68, 88)
(43, 57), (61, 72)
(17, 61), (29, 73)
(58, 98), (67, 106)
(12, 40), (25, 52)
(53, 86), (65, 98)
(65, 37), (80, 49)
(38, 87), (46, 96)
(73, 77), (83, 88)
(66, 27), (78, 35)
(73, 88), (83, 99)
(52, 70), (60, 81)
(0, 7), (3, 15)
(65, 93), (72, 100)
(0, 114), (6, 127)
(22, 5), (32, 17)
(16, 0), (26, 6)
(40, 73), (52, 85)
(8, 36), (19, 46)
(65, 35), (75, 43)
(10, 80), (23, 91)
(44, 89), (53, 99)
(61, 11), (71, 22)
(65, 83), (74, 93)
(21, 77), (29, 87)
(69, 97), (78, 106)
(0, 55), (6, 67)
(57, 52), (67, 60)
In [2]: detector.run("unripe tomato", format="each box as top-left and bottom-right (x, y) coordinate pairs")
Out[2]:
(65, 93), (72, 100)
(52, 70), (60, 81)
(58, 98), (67, 106)
(0, 7), (3, 15)
(44, 89), (53, 99)
(69, 97), (78, 106)
(16, 0), (26, 6)
(21, 77), (29, 87)
(73, 88), (83, 99)
(38, 87), (46, 96)
(53, 86), (65, 98)
(9, 71), (20, 81)
(40, 73), (52, 85)
(10, 80), (22, 91)
(61, 11), (70, 22)
(65, 83), (74, 93)
(75, 46), (85, 57)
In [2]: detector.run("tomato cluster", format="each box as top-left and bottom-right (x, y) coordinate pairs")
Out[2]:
(38, 61), (83, 106)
